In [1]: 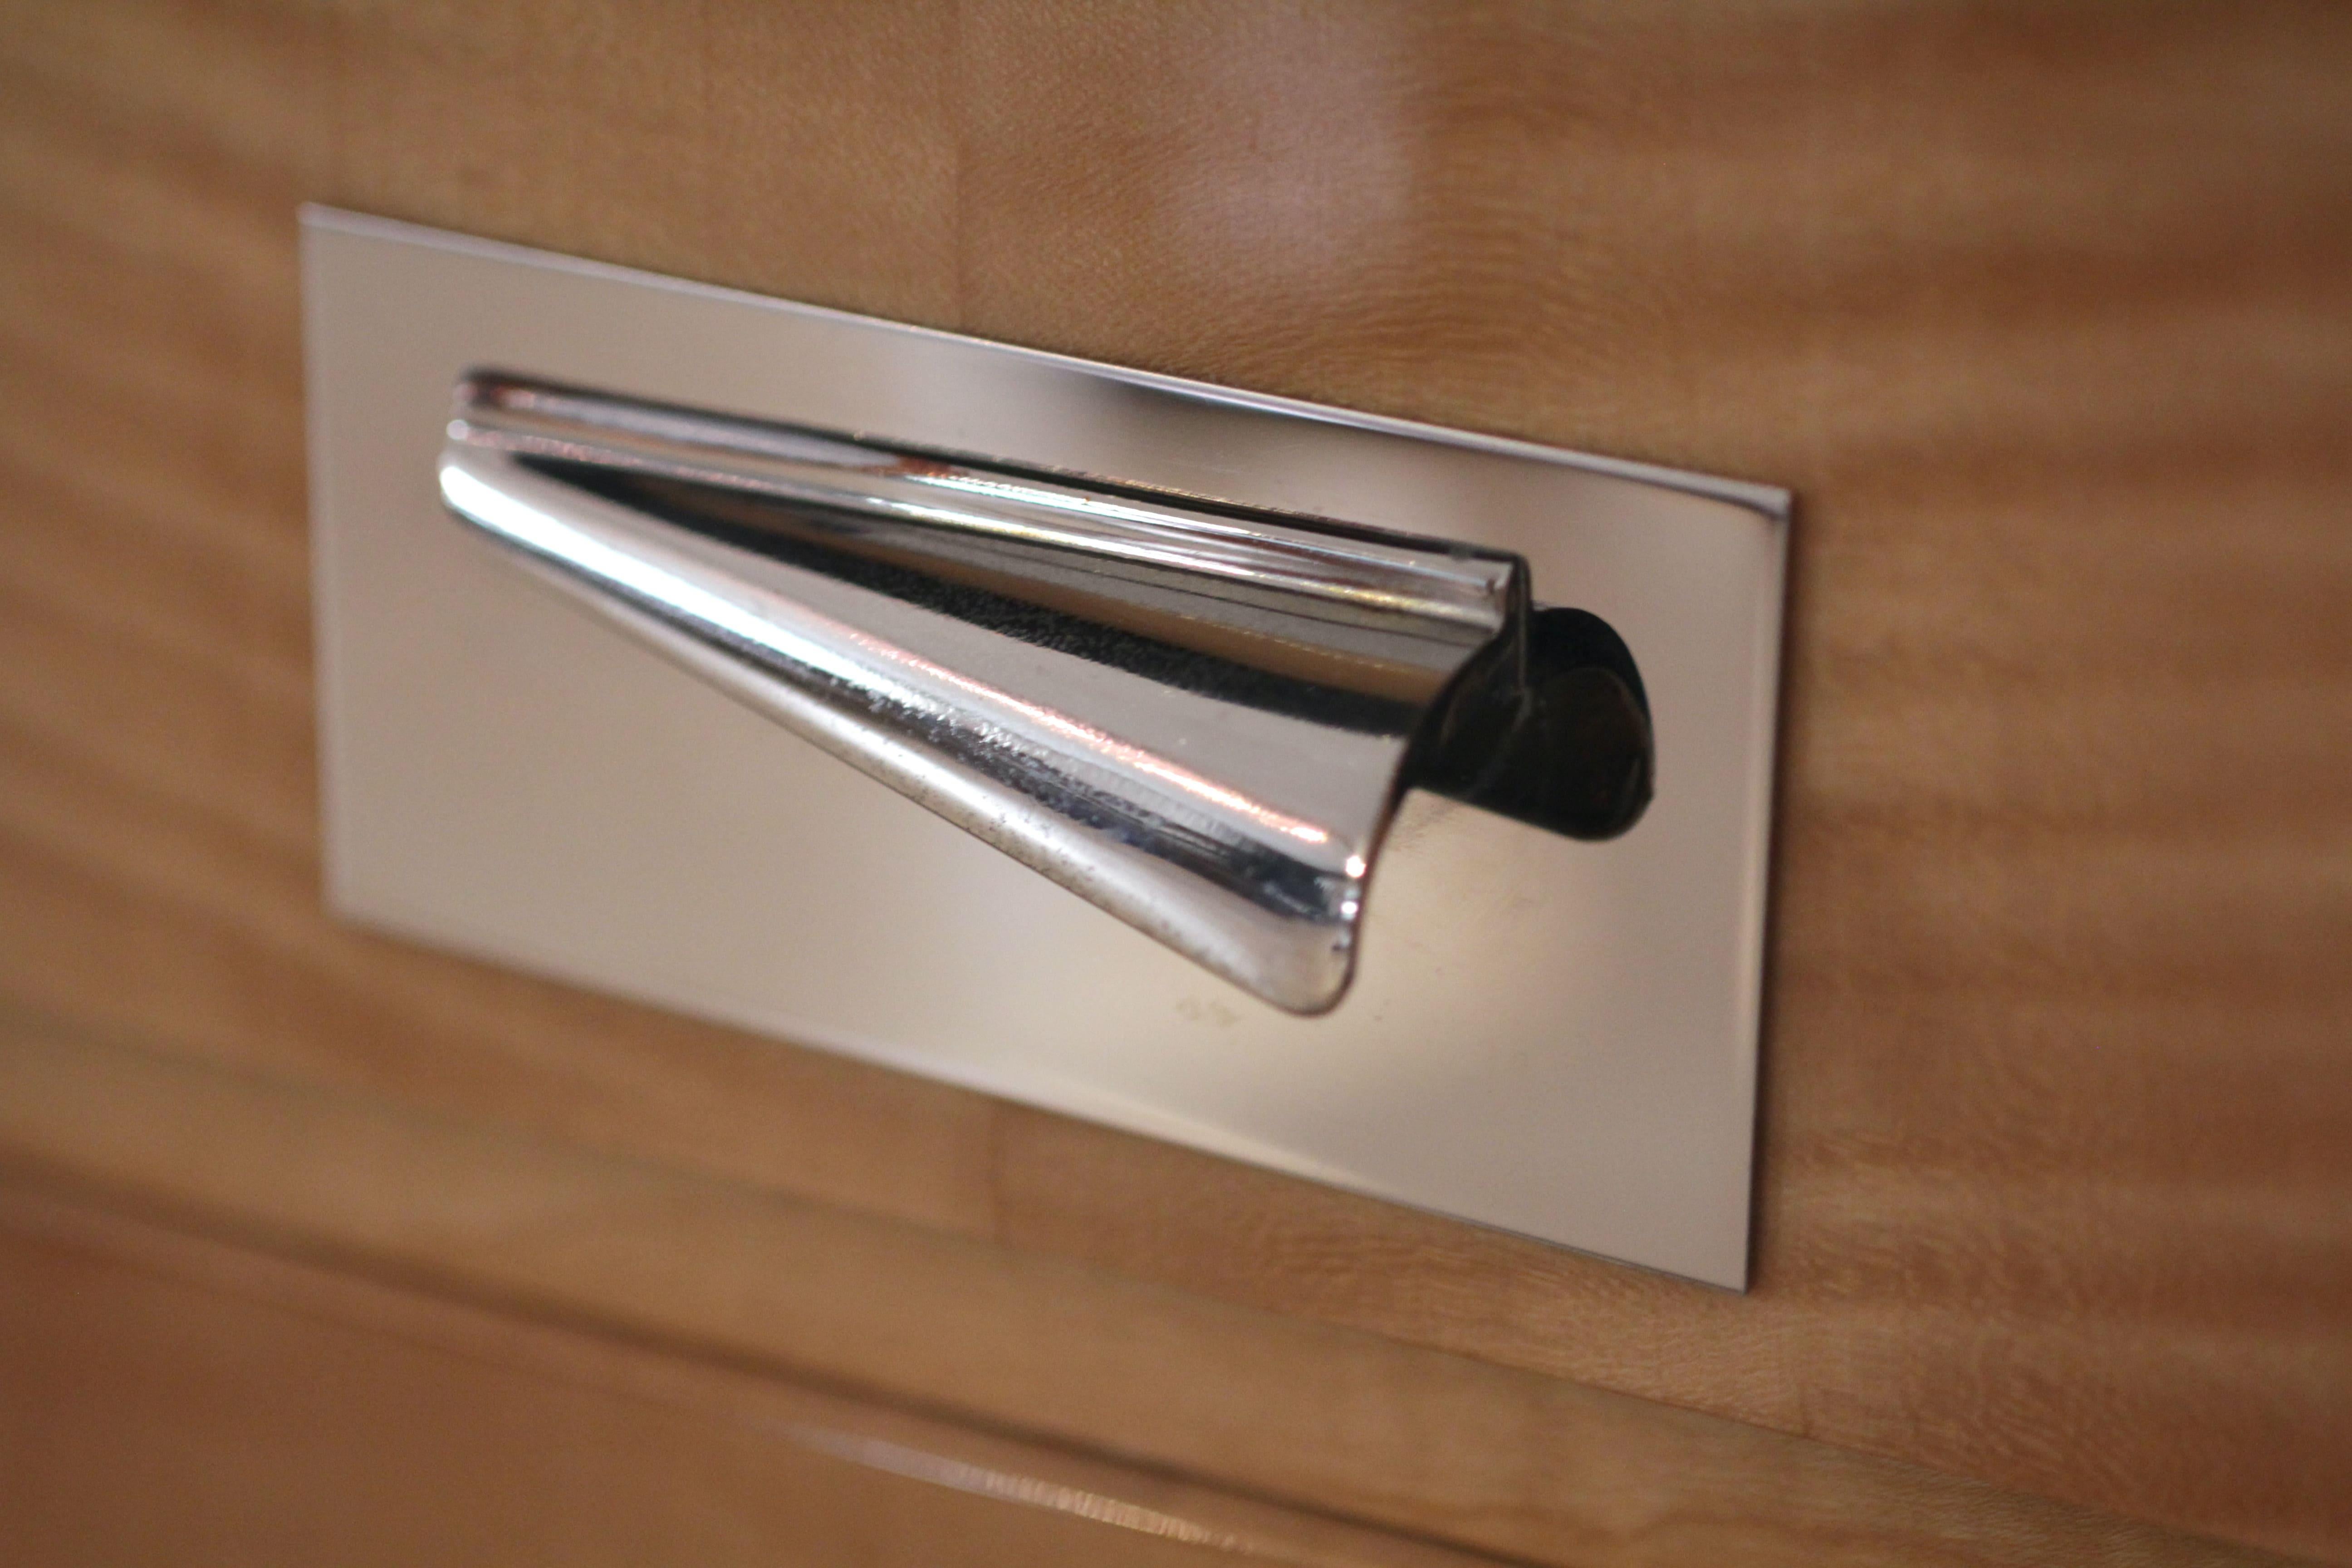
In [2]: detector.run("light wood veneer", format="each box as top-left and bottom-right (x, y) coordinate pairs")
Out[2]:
(1, 0), (2347, 1561)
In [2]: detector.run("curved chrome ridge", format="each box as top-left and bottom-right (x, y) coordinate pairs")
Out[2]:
(437, 372), (1624, 1014)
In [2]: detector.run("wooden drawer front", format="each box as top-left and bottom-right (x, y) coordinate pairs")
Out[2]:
(2, 1), (2346, 1563)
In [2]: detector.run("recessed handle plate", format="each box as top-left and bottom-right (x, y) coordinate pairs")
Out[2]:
(304, 207), (1787, 1287)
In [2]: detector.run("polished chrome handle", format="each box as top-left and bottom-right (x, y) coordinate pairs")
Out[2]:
(438, 372), (1648, 1013)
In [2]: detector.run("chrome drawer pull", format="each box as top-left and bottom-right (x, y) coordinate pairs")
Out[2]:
(439, 372), (1649, 1014)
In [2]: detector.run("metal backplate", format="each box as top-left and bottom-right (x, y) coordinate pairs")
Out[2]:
(304, 208), (1787, 1289)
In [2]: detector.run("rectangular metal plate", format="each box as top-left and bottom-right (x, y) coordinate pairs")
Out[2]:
(304, 207), (1786, 1288)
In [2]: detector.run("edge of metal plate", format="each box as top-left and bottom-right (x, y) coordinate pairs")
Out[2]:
(302, 206), (1788, 1289)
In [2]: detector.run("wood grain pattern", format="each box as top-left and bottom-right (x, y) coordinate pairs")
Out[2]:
(0, 1015), (2292, 1568)
(1, 0), (2348, 1561)
(0, 1181), (1503, 1568)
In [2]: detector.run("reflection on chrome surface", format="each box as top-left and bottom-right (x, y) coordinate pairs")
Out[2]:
(438, 372), (1649, 1013)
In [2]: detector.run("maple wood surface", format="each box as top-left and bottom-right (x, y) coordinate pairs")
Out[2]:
(1, 0), (2348, 1563)
(1, 1182), (1453, 1568)
(7, 1180), (1592, 1568)
(0, 1037), (2295, 1568)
